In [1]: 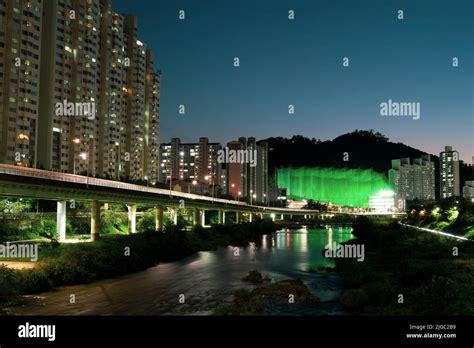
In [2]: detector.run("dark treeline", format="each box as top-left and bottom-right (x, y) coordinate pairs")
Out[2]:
(260, 130), (432, 173)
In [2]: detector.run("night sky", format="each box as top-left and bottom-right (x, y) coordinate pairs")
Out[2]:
(114, 0), (473, 162)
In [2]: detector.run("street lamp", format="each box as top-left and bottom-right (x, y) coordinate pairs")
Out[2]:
(238, 191), (241, 202)
(115, 141), (121, 180)
(204, 175), (214, 197)
(189, 179), (197, 193)
(79, 151), (88, 178)
(250, 190), (254, 205)
(17, 133), (29, 167)
(72, 138), (80, 175)
(168, 165), (173, 196)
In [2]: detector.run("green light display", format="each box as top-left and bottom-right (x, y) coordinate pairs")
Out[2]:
(277, 167), (390, 207)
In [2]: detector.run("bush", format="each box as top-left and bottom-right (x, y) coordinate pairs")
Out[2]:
(351, 216), (373, 241)
(16, 269), (52, 293)
(336, 258), (373, 288)
(136, 210), (157, 233)
(0, 266), (19, 300)
(340, 288), (370, 309)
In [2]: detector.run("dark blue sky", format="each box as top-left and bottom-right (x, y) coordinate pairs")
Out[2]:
(115, 0), (473, 162)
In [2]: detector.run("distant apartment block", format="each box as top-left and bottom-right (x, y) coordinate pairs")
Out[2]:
(226, 137), (268, 203)
(158, 137), (222, 188)
(388, 155), (435, 201)
(463, 181), (474, 201)
(440, 146), (460, 198)
(0, 0), (161, 184)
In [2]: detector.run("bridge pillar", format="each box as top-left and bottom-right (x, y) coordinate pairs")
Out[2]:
(201, 210), (206, 226)
(91, 200), (100, 241)
(249, 212), (253, 223)
(193, 208), (201, 226)
(155, 206), (164, 231)
(235, 211), (240, 224)
(56, 201), (67, 242)
(171, 208), (178, 225)
(127, 204), (137, 234)
(218, 210), (224, 224)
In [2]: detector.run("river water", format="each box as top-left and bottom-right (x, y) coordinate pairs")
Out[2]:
(8, 226), (353, 316)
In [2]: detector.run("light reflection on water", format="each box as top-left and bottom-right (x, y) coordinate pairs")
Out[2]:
(10, 227), (354, 316)
(254, 227), (353, 273)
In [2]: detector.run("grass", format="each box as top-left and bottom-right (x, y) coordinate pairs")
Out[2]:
(336, 217), (474, 315)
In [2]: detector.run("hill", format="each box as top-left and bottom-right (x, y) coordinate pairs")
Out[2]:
(260, 130), (437, 174)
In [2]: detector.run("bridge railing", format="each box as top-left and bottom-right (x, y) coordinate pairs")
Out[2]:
(0, 164), (251, 207)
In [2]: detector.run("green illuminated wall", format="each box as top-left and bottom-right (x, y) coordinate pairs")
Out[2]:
(277, 167), (390, 207)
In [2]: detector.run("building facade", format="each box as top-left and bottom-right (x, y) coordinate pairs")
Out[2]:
(158, 137), (222, 189)
(440, 146), (460, 198)
(389, 155), (435, 202)
(225, 137), (268, 203)
(462, 181), (474, 202)
(0, 0), (161, 184)
(0, 0), (43, 168)
(226, 140), (244, 200)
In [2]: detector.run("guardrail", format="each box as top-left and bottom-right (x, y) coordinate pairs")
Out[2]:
(399, 222), (470, 241)
(0, 164), (248, 206)
(0, 164), (323, 213)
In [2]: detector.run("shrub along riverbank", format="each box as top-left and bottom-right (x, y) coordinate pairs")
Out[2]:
(336, 217), (474, 315)
(405, 197), (474, 239)
(0, 220), (277, 307)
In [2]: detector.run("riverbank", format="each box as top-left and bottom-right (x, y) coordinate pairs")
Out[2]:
(404, 197), (474, 239)
(0, 220), (277, 308)
(336, 217), (474, 315)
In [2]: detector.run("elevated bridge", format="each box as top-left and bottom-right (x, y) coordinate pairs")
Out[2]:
(0, 164), (404, 242)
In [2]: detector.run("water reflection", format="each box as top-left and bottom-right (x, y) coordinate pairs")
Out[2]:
(10, 226), (354, 316)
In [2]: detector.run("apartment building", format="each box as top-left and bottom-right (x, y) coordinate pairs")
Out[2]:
(389, 155), (435, 202)
(0, 0), (161, 183)
(440, 145), (460, 198)
(159, 137), (222, 188)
